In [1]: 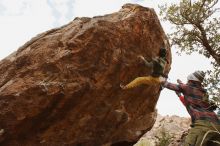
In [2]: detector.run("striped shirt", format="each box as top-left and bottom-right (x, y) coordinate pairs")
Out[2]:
(163, 81), (220, 125)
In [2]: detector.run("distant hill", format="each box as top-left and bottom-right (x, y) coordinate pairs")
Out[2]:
(135, 114), (191, 146)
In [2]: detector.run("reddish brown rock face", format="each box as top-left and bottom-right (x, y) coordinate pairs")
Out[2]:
(0, 3), (171, 146)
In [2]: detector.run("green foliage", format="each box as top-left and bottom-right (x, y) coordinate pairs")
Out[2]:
(155, 126), (173, 146)
(159, 0), (220, 104)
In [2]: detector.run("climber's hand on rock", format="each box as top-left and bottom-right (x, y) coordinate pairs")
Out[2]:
(137, 55), (145, 61)
(159, 77), (166, 84)
(120, 84), (126, 90)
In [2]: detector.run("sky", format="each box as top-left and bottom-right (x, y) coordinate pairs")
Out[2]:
(0, 0), (214, 117)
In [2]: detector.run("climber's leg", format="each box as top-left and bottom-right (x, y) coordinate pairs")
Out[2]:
(122, 76), (160, 89)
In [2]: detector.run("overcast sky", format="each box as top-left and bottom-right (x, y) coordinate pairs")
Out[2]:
(0, 0), (213, 117)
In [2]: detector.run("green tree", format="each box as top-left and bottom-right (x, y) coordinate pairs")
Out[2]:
(159, 0), (220, 105)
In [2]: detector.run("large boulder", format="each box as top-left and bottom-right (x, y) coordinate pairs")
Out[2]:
(0, 3), (171, 146)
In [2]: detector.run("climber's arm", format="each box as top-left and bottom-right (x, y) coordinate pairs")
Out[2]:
(138, 55), (153, 68)
(162, 81), (183, 92)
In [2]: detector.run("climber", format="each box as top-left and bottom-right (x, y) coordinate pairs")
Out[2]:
(175, 79), (218, 112)
(120, 47), (168, 89)
(161, 70), (220, 146)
